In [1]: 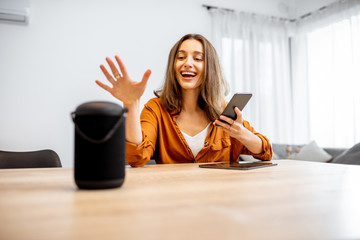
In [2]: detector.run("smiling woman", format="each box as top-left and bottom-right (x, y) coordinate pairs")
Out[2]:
(156, 34), (228, 121)
(95, 33), (273, 167)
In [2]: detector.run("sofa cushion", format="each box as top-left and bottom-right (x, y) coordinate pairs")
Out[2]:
(331, 142), (360, 165)
(323, 147), (346, 161)
(292, 141), (332, 162)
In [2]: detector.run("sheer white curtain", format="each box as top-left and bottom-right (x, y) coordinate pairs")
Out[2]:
(211, 1), (360, 147)
(293, 1), (360, 147)
(210, 9), (295, 144)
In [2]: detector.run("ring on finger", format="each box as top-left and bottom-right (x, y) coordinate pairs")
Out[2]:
(115, 74), (121, 80)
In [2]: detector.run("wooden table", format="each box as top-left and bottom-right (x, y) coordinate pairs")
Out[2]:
(1, 160), (360, 240)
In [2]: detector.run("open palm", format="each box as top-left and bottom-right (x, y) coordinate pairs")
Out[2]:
(95, 56), (151, 105)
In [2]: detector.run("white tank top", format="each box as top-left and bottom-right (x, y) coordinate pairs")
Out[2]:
(180, 123), (211, 158)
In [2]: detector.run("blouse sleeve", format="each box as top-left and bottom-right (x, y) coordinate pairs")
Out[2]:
(126, 100), (160, 167)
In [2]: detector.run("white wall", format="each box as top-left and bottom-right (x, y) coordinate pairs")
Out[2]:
(0, 0), (336, 167)
(0, 0), (214, 167)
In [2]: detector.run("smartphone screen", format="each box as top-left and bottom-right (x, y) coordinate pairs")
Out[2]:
(219, 93), (252, 124)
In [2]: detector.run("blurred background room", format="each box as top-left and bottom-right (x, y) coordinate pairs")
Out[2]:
(1, 0), (359, 167)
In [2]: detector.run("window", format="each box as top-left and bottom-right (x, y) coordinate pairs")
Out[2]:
(306, 14), (360, 147)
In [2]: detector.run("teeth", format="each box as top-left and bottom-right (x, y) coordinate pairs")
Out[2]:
(182, 72), (196, 76)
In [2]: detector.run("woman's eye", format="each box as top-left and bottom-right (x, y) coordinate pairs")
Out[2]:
(177, 56), (185, 60)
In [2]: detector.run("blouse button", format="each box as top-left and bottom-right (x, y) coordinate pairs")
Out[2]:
(204, 142), (209, 147)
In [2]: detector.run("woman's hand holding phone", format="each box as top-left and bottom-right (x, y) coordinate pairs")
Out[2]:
(214, 92), (251, 126)
(214, 93), (263, 155)
(214, 93), (251, 139)
(214, 106), (246, 139)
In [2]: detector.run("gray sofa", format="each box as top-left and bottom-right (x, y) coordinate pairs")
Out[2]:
(271, 143), (346, 162)
(271, 142), (360, 165)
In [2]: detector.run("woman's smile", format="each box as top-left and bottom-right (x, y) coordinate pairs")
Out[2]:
(180, 71), (197, 80)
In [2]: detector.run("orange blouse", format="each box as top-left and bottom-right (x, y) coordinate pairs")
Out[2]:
(126, 98), (272, 167)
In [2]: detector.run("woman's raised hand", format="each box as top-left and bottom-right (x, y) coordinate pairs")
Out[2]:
(95, 55), (151, 105)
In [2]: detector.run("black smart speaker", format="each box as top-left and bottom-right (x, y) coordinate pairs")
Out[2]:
(71, 101), (127, 189)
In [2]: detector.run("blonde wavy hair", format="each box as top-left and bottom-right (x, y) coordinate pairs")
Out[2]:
(155, 33), (229, 121)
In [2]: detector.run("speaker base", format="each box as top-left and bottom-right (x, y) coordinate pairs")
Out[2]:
(75, 178), (124, 189)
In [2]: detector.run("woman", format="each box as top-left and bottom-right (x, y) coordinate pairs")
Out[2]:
(96, 34), (272, 167)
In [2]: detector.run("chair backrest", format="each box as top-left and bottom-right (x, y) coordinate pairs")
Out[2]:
(0, 149), (62, 169)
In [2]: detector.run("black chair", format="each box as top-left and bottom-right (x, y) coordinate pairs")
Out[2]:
(0, 149), (62, 169)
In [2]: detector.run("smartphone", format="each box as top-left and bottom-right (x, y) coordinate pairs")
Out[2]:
(199, 161), (277, 170)
(218, 93), (252, 124)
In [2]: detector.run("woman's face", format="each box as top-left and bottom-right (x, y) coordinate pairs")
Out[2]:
(175, 39), (205, 91)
